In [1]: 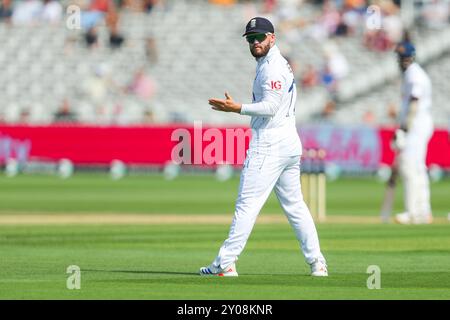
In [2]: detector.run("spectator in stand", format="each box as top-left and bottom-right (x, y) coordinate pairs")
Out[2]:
(364, 29), (391, 52)
(341, 4), (365, 36)
(84, 26), (99, 48)
(109, 24), (125, 49)
(143, 0), (159, 13)
(382, 4), (403, 45)
(319, 42), (349, 95)
(145, 34), (158, 65)
(90, 0), (111, 13)
(320, 65), (337, 93)
(208, 0), (236, 6)
(334, 12), (349, 37)
(364, 0), (401, 52)
(386, 102), (398, 126)
(127, 67), (157, 101)
(54, 99), (78, 123)
(19, 108), (31, 124)
(101, 0), (125, 48)
(79, 0), (125, 49)
(263, 0), (277, 13)
(142, 109), (155, 123)
(324, 42), (349, 81)
(0, 0), (13, 24)
(11, 0), (43, 26)
(306, 0), (342, 41)
(273, 0), (306, 48)
(301, 64), (319, 88)
(320, 0), (341, 38)
(82, 64), (111, 110)
(344, 0), (367, 12)
(320, 99), (336, 120)
(41, 0), (63, 25)
(121, 0), (165, 13)
(362, 109), (376, 126)
(421, 0), (450, 29)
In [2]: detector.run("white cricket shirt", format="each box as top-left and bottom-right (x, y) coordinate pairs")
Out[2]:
(400, 62), (433, 131)
(241, 45), (302, 157)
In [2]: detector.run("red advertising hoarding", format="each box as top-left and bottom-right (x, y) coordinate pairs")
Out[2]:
(0, 125), (448, 169)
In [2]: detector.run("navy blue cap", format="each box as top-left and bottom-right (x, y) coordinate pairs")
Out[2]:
(395, 41), (416, 58)
(243, 17), (274, 36)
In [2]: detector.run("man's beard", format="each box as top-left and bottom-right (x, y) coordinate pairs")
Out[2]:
(399, 58), (413, 72)
(250, 43), (271, 58)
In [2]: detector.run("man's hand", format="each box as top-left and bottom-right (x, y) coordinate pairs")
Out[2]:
(208, 92), (242, 113)
(391, 128), (407, 151)
(388, 163), (398, 187)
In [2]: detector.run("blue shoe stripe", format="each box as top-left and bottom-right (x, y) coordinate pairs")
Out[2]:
(201, 268), (212, 274)
(201, 267), (223, 275)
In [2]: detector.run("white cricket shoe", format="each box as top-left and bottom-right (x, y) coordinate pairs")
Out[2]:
(395, 212), (433, 225)
(394, 212), (412, 224)
(310, 259), (328, 277)
(199, 263), (238, 277)
(412, 214), (433, 225)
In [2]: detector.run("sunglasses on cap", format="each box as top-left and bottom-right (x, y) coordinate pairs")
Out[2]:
(246, 33), (271, 44)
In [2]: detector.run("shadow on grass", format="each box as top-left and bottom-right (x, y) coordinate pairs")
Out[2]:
(84, 269), (197, 276)
(83, 269), (450, 292)
(83, 269), (311, 277)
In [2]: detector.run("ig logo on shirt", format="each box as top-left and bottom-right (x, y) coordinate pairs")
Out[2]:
(271, 81), (282, 90)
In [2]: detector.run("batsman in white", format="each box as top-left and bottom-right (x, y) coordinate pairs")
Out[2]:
(200, 17), (327, 277)
(393, 41), (434, 225)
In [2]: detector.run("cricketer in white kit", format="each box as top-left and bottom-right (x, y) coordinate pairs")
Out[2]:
(394, 42), (434, 225)
(201, 17), (327, 277)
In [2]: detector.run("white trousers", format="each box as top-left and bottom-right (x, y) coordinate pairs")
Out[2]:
(399, 120), (433, 220)
(213, 153), (326, 268)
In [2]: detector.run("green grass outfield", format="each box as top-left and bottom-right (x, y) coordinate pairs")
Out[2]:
(0, 174), (449, 299)
(0, 174), (448, 216)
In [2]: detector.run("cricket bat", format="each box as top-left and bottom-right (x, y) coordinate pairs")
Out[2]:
(380, 165), (398, 223)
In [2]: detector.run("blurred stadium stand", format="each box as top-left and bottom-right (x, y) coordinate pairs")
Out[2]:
(333, 53), (450, 127)
(0, 0), (449, 127)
